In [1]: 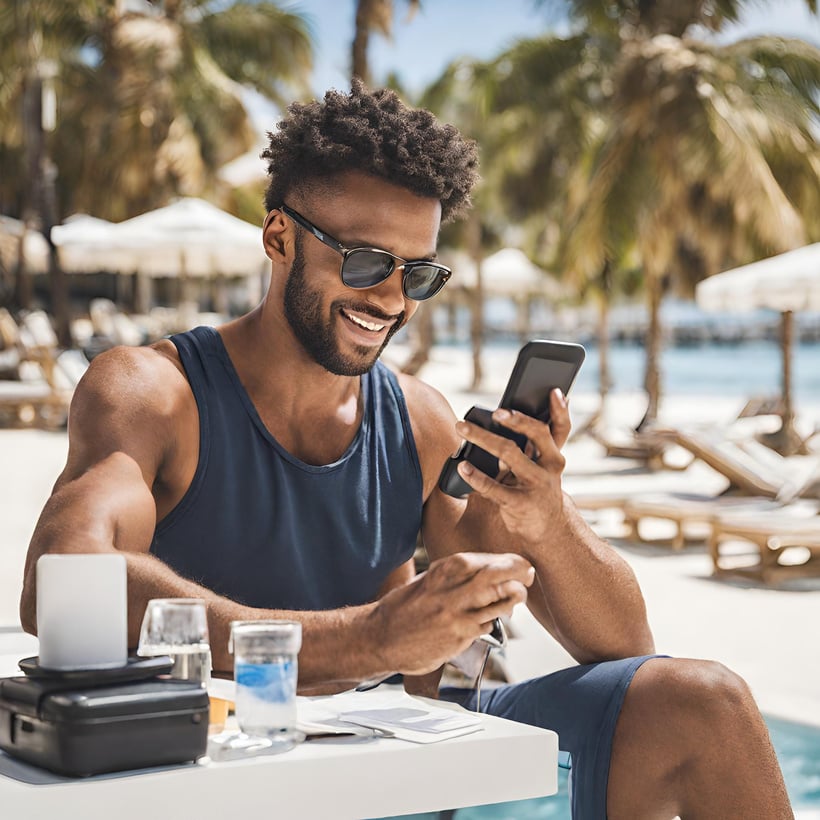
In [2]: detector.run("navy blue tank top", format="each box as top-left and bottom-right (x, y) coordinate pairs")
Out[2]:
(150, 326), (423, 611)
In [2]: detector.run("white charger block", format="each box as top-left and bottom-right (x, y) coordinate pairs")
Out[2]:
(36, 553), (128, 670)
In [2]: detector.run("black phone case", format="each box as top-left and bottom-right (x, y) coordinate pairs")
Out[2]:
(438, 406), (528, 498)
(437, 340), (585, 499)
(0, 675), (209, 777)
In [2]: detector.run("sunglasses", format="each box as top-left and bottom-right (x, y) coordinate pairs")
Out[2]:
(280, 204), (451, 301)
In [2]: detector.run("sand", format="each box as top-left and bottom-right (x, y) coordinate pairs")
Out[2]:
(1, 342), (818, 732)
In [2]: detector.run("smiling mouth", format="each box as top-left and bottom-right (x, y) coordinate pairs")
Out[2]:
(341, 309), (390, 333)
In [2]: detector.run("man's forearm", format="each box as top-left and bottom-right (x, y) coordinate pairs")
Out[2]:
(524, 498), (655, 664)
(122, 551), (391, 690)
(23, 540), (393, 692)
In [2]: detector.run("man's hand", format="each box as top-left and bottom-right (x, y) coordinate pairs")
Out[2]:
(454, 389), (570, 546)
(369, 552), (534, 676)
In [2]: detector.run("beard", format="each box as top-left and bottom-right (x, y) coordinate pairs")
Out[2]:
(283, 233), (405, 376)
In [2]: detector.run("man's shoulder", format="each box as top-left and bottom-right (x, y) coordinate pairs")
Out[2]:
(73, 339), (192, 420)
(394, 370), (461, 497)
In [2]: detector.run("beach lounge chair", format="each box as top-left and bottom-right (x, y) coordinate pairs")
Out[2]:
(611, 426), (820, 550)
(571, 416), (781, 518)
(621, 492), (817, 551)
(585, 424), (671, 470)
(575, 401), (677, 470)
(708, 508), (820, 582)
(0, 309), (86, 429)
(638, 426), (812, 498)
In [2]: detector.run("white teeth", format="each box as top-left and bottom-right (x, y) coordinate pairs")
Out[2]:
(346, 312), (385, 332)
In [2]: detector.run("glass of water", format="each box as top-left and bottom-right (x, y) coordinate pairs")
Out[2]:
(138, 598), (211, 687)
(229, 620), (302, 748)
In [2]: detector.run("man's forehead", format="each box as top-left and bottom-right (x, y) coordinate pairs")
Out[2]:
(298, 172), (442, 253)
(299, 171), (441, 217)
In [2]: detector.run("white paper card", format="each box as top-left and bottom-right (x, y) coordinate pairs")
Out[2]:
(301, 689), (483, 744)
(36, 553), (128, 670)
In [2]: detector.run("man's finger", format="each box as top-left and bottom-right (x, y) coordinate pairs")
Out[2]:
(427, 550), (535, 590)
(490, 408), (566, 471)
(455, 419), (541, 479)
(471, 578), (530, 610)
(549, 389), (572, 449)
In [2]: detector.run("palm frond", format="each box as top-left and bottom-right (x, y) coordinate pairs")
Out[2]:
(197, 2), (313, 104)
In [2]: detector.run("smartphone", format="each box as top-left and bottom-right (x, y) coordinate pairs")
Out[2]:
(437, 340), (586, 498)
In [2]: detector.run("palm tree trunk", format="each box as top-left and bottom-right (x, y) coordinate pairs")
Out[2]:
(469, 277), (484, 390)
(466, 211), (484, 390)
(352, 0), (373, 84)
(640, 272), (663, 429)
(597, 296), (611, 409)
(23, 66), (71, 346)
(14, 232), (33, 310)
(20, 73), (40, 313)
(781, 309), (794, 433)
(597, 260), (613, 415)
(42, 157), (71, 348)
(772, 310), (808, 455)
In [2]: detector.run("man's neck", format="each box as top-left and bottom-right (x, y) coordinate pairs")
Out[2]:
(218, 307), (366, 465)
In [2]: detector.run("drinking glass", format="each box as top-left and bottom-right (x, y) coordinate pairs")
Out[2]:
(229, 620), (302, 747)
(138, 598), (211, 686)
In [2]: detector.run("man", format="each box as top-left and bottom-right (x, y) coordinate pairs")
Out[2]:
(21, 82), (791, 819)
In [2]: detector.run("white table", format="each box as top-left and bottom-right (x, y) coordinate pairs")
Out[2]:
(0, 640), (559, 819)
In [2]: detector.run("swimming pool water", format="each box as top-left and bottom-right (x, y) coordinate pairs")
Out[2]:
(382, 716), (820, 819)
(769, 716), (820, 811)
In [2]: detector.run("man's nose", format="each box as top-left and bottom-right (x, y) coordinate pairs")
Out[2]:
(365, 266), (407, 314)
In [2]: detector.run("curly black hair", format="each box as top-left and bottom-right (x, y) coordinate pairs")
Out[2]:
(261, 80), (479, 223)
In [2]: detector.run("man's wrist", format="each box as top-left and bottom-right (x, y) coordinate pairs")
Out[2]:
(358, 599), (394, 679)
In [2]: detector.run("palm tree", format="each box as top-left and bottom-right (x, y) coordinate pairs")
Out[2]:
(567, 26), (820, 429)
(475, 32), (625, 409)
(0, 0), (312, 337)
(352, 0), (419, 86)
(0, 0), (100, 341)
(483, 0), (820, 429)
(1, 1), (313, 222)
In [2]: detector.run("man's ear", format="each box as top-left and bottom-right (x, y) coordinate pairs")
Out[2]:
(262, 209), (288, 261)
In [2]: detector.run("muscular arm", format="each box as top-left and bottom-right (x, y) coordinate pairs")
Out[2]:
(448, 488), (655, 663)
(20, 348), (533, 693)
(401, 375), (655, 665)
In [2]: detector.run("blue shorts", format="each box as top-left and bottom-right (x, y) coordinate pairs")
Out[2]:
(439, 654), (661, 819)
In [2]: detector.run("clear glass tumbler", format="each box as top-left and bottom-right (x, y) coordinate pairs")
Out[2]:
(137, 598), (211, 687)
(229, 620), (302, 747)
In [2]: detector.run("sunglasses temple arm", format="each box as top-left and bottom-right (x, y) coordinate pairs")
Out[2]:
(282, 206), (346, 255)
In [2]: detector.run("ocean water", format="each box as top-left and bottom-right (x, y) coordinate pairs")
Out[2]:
(381, 716), (820, 819)
(574, 340), (820, 403)
(458, 339), (820, 405)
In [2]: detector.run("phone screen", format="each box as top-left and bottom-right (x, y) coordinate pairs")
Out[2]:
(507, 358), (580, 419)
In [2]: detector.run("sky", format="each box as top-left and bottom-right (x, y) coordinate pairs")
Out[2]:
(282, 0), (820, 98)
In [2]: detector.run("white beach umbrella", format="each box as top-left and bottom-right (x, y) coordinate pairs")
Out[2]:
(696, 243), (820, 313)
(446, 247), (565, 299)
(695, 243), (820, 452)
(51, 214), (136, 273)
(481, 248), (564, 298)
(104, 198), (266, 278)
(51, 199), (266, 279)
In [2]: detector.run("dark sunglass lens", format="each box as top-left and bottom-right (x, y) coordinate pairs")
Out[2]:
(341, 250), (394, 288)
(404, 265), (448, 300)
